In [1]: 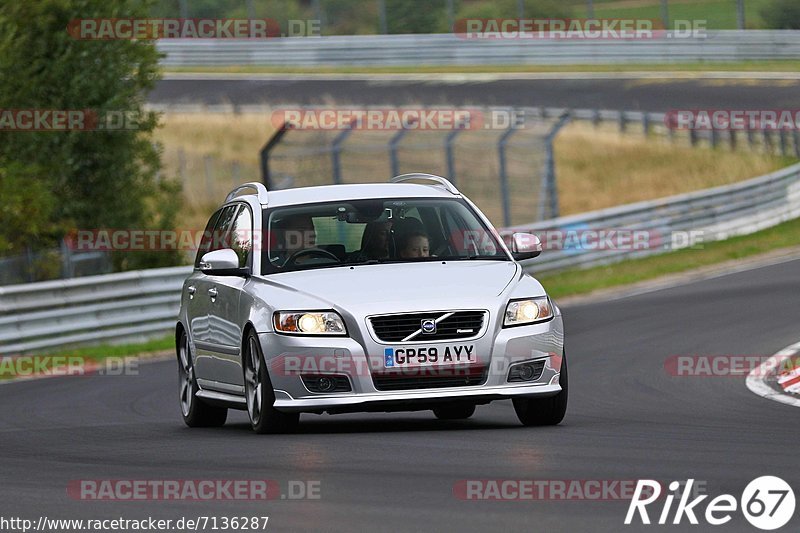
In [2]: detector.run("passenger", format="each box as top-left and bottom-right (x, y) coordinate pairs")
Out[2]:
(398, 231), (430, 258)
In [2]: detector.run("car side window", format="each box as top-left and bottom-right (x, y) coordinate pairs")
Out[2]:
(194, 209), (222, 268)
(229, 205), (253, 268)
(195, 205), (238, 268)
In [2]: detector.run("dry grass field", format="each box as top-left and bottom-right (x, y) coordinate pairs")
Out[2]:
(153, 111), (791, 230)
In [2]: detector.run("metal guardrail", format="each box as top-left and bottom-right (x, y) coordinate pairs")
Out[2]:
(2, 154), (800, 355)
(512, 162), (800, 273)
(156, 31), (800, 67)
(0, 266), (191, 354)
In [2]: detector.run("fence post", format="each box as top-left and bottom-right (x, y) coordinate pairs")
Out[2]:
(203, 155), (215, 199)
(331, 120), (356, 185)
(710, 128), (719, 149)
(498, 126), (518, 227)
(794, 130), (800, 158)
(389, 120), (415, 176)
(779, 129), (788, 156)
(445, 126), (465, 185)
(541, 112), (571, 220)
(729, 129), (737, 151)
(747, 127), (755, 148)
(642, 113), (650, 137)
(260, 121), (293, 189)
(763, 129), (772, 154)
(618, 110), (626, 133)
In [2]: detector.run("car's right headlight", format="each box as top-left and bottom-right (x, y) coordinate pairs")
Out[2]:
(273, 311), (347, 336)
(503, 297), (553, 327)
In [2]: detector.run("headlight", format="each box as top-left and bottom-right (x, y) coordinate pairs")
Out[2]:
(273, 311), (347, 335)
(503, 297), (553, 327)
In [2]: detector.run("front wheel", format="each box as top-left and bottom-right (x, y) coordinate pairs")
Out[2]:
(513, 352), (568, 426)
(243, 330), (300, 434)
(177, 330), (227, 427)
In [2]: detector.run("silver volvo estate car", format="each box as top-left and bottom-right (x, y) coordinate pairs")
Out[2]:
(176, 174), (566, 433)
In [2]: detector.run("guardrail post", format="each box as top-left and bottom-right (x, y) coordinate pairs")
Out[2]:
(540, 112), (571, 220)
(260, 121), (293, 189)
(642, 113), (650, 137)
(331, 120), (357, 185)
(618, 110), (626, 133)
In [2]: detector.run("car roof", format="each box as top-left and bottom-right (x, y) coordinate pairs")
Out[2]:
(258, 182), (460, 208)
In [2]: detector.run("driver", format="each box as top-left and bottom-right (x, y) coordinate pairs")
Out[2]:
(271, 214), (317, 266)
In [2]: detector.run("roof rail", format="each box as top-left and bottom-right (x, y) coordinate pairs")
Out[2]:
(225, 182), (269, 205)
(389, 173), (460, 195)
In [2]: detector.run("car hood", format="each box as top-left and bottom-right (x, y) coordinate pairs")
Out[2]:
(256, 260), (523, 314)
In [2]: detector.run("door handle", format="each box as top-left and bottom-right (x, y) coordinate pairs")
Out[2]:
(187, 285), (196, 295)
(208, 287), (218, 298)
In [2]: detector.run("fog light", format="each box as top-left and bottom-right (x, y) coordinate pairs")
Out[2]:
(507, 360), (546, 383)
(518, 364), (535, 381)
(317, 376), (336, 392)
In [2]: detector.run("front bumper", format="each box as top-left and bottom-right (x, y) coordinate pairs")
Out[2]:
(260, 314), (564, 413)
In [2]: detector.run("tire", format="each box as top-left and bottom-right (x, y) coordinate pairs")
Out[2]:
(433, 403), (476, 420)
(177, 330), (228, 427)
(243, 330), (300, 434)
(512, 352), (568, 426)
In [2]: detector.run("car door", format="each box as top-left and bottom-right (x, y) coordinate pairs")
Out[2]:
(184, 209), (222, 358)
(191, 204), (238, 385)
(205, 203), (252, 389)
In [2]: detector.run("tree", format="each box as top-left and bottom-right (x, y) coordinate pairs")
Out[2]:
(761, 0), (800, 29)
(0, 0), (182, 271)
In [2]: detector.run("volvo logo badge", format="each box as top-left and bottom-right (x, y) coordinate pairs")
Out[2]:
(421, 319), (437, 334)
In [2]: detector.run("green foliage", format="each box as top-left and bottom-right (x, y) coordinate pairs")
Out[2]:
(0, 0), (183, 272)
(760, 0), (800, 29)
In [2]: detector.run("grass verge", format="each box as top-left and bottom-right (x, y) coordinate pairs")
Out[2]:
(0, 335), (174, 381)
(538, 216), (800, 299)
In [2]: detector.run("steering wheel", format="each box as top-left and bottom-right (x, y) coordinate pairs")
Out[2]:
(284, 247), (341, 267)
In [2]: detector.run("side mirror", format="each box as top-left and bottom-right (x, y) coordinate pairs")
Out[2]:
(510, 232), (542, 261)
(199, 249), (249, 276)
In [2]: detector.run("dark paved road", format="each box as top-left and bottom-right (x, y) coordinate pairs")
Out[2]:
(1, 258), (798, 531)
(150, 76), (800, 111)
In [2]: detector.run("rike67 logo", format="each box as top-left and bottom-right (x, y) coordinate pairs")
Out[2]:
(626, 477), (795, 530)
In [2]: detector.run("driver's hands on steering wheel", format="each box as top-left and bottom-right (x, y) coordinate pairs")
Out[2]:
(284, 247), (341, 267)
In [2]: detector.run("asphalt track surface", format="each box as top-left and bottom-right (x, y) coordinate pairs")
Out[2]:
(1, 257), (798, 532)
(150, 76), (800, 110)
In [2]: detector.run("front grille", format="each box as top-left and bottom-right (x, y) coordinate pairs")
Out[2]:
(372, 366), (488, 391)
(369, 310), (486, 342)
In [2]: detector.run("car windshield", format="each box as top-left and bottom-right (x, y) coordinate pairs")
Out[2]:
(261, 197), (509, 274)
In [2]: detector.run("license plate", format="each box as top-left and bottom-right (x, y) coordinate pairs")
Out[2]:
(384, 344), (476, 368)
